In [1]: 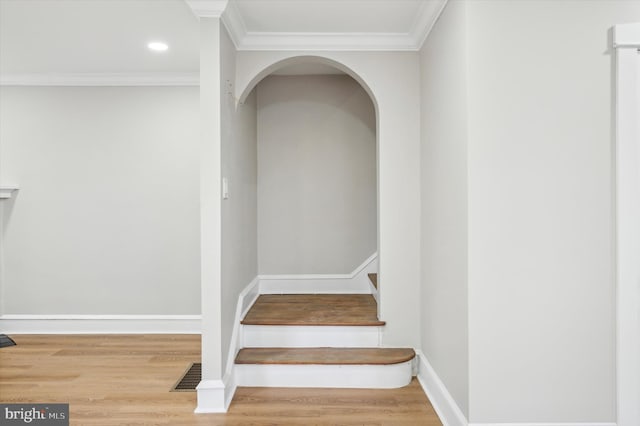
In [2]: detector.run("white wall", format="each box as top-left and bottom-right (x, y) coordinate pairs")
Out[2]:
(420, 0), (469, 417)
(0, 86), (200, 315)
(465, 1), (640, 422)
(256, 74), (376, 275)
(220, 24), (258, 375)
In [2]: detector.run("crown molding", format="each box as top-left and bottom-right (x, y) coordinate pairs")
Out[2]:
(221, 0), (247, 48)
(0, 72), (199, 86)
(235, 32), (419, 51)
(218, 0), (449, 51)
(184, 0), (229, 18)
(413, 0), (449, 50)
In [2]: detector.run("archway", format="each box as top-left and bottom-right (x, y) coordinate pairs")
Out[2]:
(244, 56), (380, 290)
(237, 55), (379, 116)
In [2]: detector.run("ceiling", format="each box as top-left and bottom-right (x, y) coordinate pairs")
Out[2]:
(223, 0), (446, 50)
(238, 1), (425, 33)
(0, 0), (446, 79)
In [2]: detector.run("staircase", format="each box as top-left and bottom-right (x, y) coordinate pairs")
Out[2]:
(234, 284), (416, 389)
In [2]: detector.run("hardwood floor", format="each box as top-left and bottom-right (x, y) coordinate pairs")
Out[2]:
(241, 294), (385, 326)
(0, 335), (442, 425)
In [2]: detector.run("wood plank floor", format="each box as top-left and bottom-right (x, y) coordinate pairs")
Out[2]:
(0, 335), (441, 425)
(241, 294), (385, 326)
(235, 347), (416, 365)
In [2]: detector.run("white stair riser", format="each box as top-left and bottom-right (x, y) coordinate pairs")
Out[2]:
(235, 361), (413, 389)
(242, 325), (381, 348)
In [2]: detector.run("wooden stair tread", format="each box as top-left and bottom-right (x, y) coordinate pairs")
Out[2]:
(241, 294), (385, 326)
(368, 273), (378, 289)
(235, 348), (415, 366)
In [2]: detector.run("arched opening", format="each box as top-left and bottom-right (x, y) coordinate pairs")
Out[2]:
(237, 56), (379, 116)
(241, 55), (379, 282)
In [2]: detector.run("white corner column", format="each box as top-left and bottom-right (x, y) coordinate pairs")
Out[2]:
(613, 22), (640, 426)
(185, 0), (228, 414)
(196, 14), (224, 413)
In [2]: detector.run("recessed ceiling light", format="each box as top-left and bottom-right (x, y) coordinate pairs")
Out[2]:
(148, 42), (169, 52)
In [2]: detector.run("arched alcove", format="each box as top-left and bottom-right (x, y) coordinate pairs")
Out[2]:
(246, 57), (379, 276)
(221, 47), (422, 356)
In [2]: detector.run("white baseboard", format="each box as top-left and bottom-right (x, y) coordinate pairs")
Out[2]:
(194, 379), (227, 413)
(469, 424), (616, 426)
(259, 253), (377, 294)
(196, 276), (259, 414)
(241, 277), (261, 316)
(0, 314), (201, 334)
(415, 350), (468, 426)
(0, 72), (199, 86)
(415, 352), (614, 426)
(196, 366), (238, 413)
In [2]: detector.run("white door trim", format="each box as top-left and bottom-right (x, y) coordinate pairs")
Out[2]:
(613, 22), (640, 426)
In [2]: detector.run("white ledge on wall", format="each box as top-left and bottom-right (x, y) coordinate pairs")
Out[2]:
(0, 185), (19, 199)
(614, 22), (640, 47)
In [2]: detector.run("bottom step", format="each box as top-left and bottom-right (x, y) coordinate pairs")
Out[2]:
(234, 348), (415, 389)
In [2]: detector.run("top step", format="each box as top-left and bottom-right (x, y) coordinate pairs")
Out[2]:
(241, 294), (385, 326)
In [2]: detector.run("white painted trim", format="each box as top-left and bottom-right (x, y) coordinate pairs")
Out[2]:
(194, 379), (226, 413)
(221, 0), (247, 49)
(0, 315), (201, 334)
(241, 277), (261, 317)
(614, 23), (640, 48)
(613, 22), (640, 426)
(242, 325), (382, 348)
(0, 208), (3, 316)
(467, 424), (616, 426)
(198, 15), (223, 411)
(222, 276), (259, 386)
(0, 73), (199, 87)
(0, 186), (19, 199)
(184, 0), (228, 18)
(235, 360), (413, 389)
(259, 278), (370, 294)
(414, 0), (449, 50)
(235, 32), (419, 52)
(197, 276), (258, 413)
(259, 253), (377, 294)
(217, 1), (446, 51)
(415, 351), (468, 426)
